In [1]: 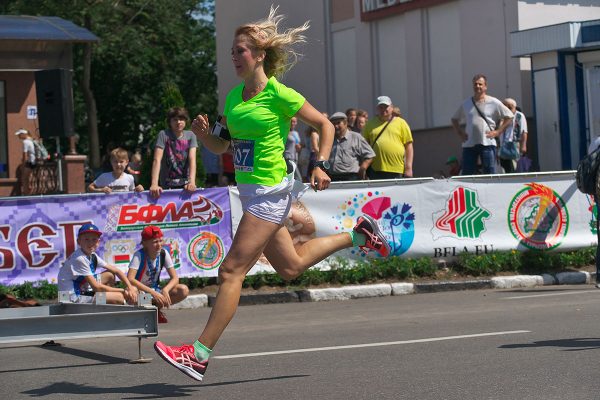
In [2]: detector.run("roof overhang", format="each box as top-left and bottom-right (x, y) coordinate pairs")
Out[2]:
(511, 19), (600, 57)
(0, 15), (99, 43)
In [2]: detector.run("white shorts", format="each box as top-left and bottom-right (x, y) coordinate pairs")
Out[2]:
(238, 184), (293, 225)
(237, 162), (308, 225)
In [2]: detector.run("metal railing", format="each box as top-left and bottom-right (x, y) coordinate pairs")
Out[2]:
(26, 161), (60, 195)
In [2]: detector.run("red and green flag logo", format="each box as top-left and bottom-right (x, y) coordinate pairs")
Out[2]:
(113, 254), (131, 265)
(433, 187), (490, 239)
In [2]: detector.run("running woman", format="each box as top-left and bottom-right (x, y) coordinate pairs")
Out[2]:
(154, 7), (390, 381)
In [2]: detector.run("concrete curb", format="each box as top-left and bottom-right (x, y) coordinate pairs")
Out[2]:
(491, 275), (544, 289)
(173, 272), (596, 309)
(170, 294), (209, 309)
(298, 284), (392, 302)
(555, 271), (589, 285)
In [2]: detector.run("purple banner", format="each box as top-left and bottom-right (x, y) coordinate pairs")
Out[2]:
(0, 188), (232, 285)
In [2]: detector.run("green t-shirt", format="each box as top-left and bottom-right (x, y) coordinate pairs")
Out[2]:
(223, 76), (305, 185)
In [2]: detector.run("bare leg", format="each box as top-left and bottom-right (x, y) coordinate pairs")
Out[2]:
(99, 272), (124, 304)
(99, 271), (116, 286)
(264, 226), (352, 280)
(167, 284), (190, 305)
(197, 212), (281, 349)
(105, 292), (126, 304)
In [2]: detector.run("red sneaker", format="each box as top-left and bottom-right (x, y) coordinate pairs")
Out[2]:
(353, 214), (391, 257)
(154, 341), (208, 381)
(157, 310), (168, 324)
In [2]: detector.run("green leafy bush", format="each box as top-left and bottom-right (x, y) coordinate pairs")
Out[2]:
(2, 247), (596, 300)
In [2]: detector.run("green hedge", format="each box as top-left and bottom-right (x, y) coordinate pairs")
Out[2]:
(1, 247), (596, 300)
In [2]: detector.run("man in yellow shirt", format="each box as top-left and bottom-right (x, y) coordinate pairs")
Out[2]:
(363, 96), (414, 179)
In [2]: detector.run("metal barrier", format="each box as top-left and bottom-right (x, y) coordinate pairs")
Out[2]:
(0, 296), (159, 363)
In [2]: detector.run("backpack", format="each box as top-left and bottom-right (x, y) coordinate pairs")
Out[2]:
(33, 141), (49, 163)
(576, 146), (600, 195)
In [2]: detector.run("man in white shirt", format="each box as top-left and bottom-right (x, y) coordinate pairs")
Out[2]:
(451, 74), (513, 175)
(15, 129), (36, 195)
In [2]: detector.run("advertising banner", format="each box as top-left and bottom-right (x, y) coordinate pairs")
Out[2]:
(0, 188), (231, 285)
(1, 172), (595, 285)
(230, 172), (596, 272)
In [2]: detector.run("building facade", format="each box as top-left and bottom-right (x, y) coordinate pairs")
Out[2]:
(215, 0), (600, 177)
(0, 16), (97, 196)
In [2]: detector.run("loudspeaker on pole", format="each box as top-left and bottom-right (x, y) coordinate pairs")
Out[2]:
(34, 69), (75, 138)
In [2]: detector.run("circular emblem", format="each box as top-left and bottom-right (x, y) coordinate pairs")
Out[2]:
(508, 183), (569, 250)
(187, 231), (225, 270)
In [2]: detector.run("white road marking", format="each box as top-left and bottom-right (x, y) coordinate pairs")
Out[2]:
(503, 290), (598, 300)
(213, 330), (531, 360)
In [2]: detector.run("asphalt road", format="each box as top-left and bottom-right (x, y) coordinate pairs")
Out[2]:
(2, 285), (600, 400)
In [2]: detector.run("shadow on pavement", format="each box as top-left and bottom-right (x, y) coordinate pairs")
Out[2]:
(41, 344), (131, 364)
(22, 382), (198, 399)
(0, 346), (131, 374)
(202, 374), (310, 387)
(502, 287), (594, 294)
(500, 338), (600, 351)
(21, 375), (310, 398)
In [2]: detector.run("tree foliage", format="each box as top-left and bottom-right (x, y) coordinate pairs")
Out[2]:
(1, 0), (217, 167)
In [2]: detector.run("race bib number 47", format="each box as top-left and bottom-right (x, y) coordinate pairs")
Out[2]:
(233, 139), (254, 172)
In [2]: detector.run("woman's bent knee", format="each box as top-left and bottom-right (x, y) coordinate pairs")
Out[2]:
(275, 267), (301, 281)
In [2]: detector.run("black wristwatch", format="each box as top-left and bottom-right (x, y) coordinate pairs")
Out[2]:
(315, 160), (331, 171)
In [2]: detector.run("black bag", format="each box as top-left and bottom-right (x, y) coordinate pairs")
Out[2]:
(576, 147), (600, 195)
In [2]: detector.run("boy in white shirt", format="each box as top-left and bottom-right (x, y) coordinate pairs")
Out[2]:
(57, 223), (138, 304)
(127, 225), (189, 323)
(89, 147), (144, 193)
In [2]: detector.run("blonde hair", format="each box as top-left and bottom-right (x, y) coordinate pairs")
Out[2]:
(235, 6), (309, 78)
(110, 147), (129, 162)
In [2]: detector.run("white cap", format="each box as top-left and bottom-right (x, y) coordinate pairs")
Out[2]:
(14, 129), (28, 136)
(377, 96), (392, 106)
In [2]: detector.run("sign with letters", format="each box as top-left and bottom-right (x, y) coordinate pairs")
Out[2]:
(360, 0), (453, 21)
(0, 188), (232, 285)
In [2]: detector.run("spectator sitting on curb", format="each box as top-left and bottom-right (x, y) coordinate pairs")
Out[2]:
(127, 225), (189, 323)
(57, 223), (138, 304)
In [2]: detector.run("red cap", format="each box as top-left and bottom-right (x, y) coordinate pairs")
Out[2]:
(141, 225), (163, 241)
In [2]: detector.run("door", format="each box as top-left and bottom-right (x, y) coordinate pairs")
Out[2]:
(585, 65), (600, 143)
(534, 69), (562, 171)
